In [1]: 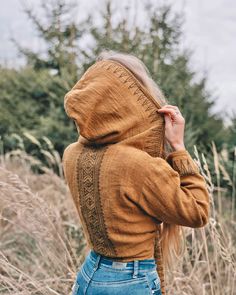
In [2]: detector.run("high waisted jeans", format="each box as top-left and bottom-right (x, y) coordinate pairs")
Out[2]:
(71, 249), (162, 295)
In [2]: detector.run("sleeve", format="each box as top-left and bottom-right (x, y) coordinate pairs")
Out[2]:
(138, 149), (210, 228)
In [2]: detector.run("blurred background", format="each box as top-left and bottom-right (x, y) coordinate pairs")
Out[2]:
(0, 1), (235, 294)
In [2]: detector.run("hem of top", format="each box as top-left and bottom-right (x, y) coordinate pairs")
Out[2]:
(89, 250), (156, 264)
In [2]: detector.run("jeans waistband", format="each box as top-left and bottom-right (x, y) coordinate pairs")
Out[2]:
(89, 249), (156, 269)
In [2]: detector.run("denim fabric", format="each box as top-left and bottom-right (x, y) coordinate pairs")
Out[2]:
(71, 249), (162, 295)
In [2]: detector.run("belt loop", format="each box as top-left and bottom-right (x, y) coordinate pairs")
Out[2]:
(132, 260), (139, 278)
(93, 253), (101, 271)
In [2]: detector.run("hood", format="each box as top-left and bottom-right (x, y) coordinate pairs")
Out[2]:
(64, 59), (166, 158)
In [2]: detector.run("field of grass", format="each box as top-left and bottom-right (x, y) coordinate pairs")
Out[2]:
(0, 145), (235, 294)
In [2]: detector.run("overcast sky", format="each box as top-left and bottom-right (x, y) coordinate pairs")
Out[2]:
(1, 0), (236, 125)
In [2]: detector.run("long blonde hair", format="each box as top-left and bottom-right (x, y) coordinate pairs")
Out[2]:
(96, 49), (185, 270)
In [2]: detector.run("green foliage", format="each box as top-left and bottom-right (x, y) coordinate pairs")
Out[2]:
(2, 132), (63, 176)
(13, 0), (85, 79)
(225, 113), (236, 150)
(0, 66), (48, 135)
(0, 0), (233, 165)
(82, 2), (226, 154)
(0, 65), (77, 154)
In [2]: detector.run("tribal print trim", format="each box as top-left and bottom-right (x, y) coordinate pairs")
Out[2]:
(76, 145), (117, 256)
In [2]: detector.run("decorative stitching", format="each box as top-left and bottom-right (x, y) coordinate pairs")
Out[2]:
(76, 144), (117, 256)
(86, 60), (165, 158)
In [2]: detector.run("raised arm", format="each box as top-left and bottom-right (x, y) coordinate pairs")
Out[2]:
(138, 149), (210, 228)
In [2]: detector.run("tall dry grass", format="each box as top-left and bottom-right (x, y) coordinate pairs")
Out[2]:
(166, 144), (236, 295)
(0, 140), (235, 294)
(0, 150), (87, 294)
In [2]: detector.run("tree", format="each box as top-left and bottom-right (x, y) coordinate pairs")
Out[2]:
(81, 1), (226, 154)
(226, 112), (236, 150)
(0, 65), (76, 153)
(12, 0), (86, 79)
(0, 0), (227, 158)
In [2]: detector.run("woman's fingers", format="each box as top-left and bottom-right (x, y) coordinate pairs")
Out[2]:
(158, 108), (178, 117)
(158, 105), (181, 114)
(157, 106), (185, 123)
(160, 104), (179, 110)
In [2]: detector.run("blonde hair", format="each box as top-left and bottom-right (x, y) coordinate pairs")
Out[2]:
(96, 50), (167, 107)
(96, 49), (185, 271)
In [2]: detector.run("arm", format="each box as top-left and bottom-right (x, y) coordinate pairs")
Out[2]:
(138, 149), (210, 228)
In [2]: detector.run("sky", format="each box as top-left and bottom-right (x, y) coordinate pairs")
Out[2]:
(1, 0), (236, 125)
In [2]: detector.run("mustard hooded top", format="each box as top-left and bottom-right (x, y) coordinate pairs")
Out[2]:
(62, 60), (210, 295)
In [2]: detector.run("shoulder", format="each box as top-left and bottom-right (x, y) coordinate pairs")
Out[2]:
(62, 141), (83, 179)
(62, 141), (79, 162)
(118, 145), (175, 171)
(110, 145), (178, 184)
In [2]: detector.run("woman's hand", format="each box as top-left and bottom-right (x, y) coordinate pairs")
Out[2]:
(157, 104), (186, 151)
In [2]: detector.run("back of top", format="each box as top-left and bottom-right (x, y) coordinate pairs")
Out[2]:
(62, 60), (210, 295)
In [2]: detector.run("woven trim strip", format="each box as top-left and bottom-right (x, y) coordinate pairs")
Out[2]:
(76, 145), (117, 256)
(84, 60), (165, 158)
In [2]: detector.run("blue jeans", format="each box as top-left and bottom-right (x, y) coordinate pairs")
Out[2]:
(71, 249), (162, 295)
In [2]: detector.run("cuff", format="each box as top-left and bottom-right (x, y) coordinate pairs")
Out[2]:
(165, 149), (200, 177)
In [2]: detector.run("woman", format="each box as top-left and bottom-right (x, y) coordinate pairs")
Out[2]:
(62, 50), (210, 295)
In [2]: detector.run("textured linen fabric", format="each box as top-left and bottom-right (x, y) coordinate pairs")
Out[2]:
(62, 60), (210, 295)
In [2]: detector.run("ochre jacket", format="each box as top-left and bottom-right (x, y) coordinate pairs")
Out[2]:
(62, 60), (210, 295)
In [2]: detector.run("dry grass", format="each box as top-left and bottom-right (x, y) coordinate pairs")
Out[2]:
(0, 151), (87, 294)
(166, 144), (236, 295)
(0, 143), (235, 294)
